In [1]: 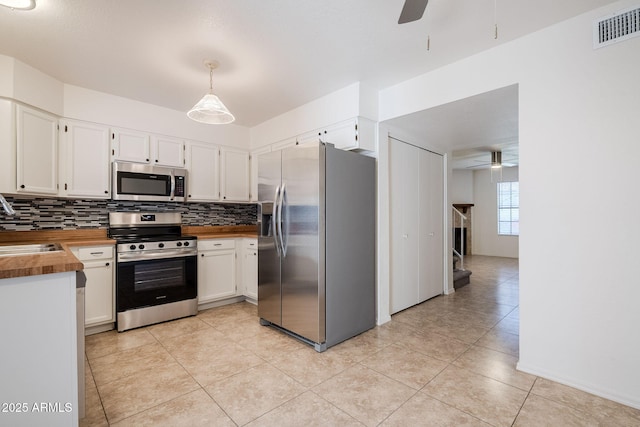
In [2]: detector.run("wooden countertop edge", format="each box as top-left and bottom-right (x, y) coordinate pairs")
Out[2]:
(191, 232), (257, 239)
(0, 247), (84, 280)
(0, 226), (257, 279)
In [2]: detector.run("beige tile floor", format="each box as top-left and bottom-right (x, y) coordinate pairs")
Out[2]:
(82, 256), (640, 426)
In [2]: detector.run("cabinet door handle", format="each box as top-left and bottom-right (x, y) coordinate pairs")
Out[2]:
(90, 252), (104, 256)
(105, 262), (110, 266)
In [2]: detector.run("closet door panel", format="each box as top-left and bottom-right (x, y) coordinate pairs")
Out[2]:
(390, 140), (419, 314)
(419, 149), (444, 302)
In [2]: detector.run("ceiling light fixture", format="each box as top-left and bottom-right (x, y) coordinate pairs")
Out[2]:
(0, 0), (35, 10)
(490, 151), (503, 183)
(187, 60), (235, 125)
(491, 151), (502, 169)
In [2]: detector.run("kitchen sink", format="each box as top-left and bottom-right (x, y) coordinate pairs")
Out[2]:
(0, 243), (64, 257)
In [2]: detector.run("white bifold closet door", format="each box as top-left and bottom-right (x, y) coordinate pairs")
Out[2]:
(390, 138), (444, 314)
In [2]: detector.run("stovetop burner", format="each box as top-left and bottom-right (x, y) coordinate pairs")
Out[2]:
(113, 235), (196, 244)
(108, 212), (197, 255)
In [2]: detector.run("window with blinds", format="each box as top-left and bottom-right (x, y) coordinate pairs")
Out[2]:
(498, 181), (519, 236)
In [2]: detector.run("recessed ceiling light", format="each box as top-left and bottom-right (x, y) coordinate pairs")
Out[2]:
(0, 0), (36, 10)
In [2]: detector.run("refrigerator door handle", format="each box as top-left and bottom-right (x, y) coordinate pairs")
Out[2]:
(277, 183), (286, 258)
(280, 183), (288, 257)
(273, 185), (281, 256)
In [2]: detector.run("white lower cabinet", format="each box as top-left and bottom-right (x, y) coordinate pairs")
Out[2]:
(197, 239), (237, 304)
(71, 245), (115, 329)
(241, 239), (258, 301)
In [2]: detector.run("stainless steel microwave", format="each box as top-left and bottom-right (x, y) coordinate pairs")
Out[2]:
(112, 161), (187, 202)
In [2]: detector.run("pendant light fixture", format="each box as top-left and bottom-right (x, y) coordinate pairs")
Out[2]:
(0, 0), (35, 10)
(187, 60), (235, 125)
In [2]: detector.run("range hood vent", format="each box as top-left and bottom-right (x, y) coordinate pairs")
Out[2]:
(594, 5), (640, 49)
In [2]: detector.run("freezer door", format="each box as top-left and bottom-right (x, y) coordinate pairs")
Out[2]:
(280, 142), (324, 344)
(258, 150), (282, 326)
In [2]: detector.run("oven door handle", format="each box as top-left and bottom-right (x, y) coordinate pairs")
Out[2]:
(117, 250), (196, 263)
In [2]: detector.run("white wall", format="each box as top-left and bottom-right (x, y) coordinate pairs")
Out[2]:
(249, 82), (378, 149)
(0, 55), (64, 115)
(472, 167), (519, 258)
(451, 169), (474, 203)
(0, 55), (250, 148)
(64, 85), (249, 148)
(378, 0), (640, 409)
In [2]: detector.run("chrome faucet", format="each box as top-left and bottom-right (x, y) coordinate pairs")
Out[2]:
(0, 193), (15, 215)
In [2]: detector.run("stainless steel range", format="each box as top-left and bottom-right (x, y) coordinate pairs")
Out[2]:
(108, 212), (197, 332)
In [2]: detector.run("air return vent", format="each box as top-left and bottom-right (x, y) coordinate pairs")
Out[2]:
(593, 5), (640, 48)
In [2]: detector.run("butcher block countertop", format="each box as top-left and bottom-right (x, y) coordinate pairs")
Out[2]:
(0, 229), (112, 279)
(0, 225), (257, 279)
(183, 224), (258, 239)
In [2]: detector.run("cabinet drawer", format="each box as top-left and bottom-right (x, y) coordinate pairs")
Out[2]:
(72, 245), (114, 261)
(198, 239), (235, 251)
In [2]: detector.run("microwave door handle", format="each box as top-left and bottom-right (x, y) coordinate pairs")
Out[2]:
(169, 170), (176, 200)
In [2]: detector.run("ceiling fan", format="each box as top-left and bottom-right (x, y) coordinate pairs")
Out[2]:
(398, 0), (429, 24)
(466, 151), (517, 169)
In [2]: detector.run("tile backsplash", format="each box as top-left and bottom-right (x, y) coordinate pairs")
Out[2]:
(0, 195), (257, 231)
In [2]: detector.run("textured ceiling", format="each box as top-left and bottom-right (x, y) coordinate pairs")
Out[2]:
(0, 0), (618, 128)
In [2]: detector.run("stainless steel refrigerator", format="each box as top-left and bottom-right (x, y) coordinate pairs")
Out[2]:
(258, 141), (376, 352)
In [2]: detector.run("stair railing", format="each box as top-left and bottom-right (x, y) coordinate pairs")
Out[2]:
(452, 206), (466, 271)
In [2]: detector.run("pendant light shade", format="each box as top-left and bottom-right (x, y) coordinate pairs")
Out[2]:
(187, 60), (235, 125)
(0, 0), (35, 10)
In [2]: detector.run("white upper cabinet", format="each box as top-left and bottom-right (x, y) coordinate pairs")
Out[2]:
(59, 120), (111, 198)
(250, 145), (271, 202)
(0, 99), (16, 193)
(271, 137), (298, 151)
(185, 140), (220, 202)
(16, 104), (58, 195)
(322, 119), (360, 150)
(151, 135), (185, 167)
(111, 128), (150, 163)
(296, 130), (322, 146)
(221, 147), (250, 202)
(299, 118), (376, 151)
(269, 117), (376, 155)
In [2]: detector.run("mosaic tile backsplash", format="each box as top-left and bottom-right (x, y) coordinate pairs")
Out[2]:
(0, 195), (257, 231)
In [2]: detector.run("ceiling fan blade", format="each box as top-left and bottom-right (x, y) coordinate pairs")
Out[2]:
(398, 0), (429, 24)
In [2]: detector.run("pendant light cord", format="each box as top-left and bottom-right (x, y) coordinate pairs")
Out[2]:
(494, 0), (498, 39)
(209, 65), (214, 93)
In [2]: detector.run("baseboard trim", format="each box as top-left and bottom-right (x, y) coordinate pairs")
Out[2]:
(517, 361), (640, 410)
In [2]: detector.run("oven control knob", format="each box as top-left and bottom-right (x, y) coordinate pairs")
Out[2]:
(129, 244), (136, 250)
(138, 244), (145, 250)
(183, 241), (190, 247)
(176, 242), (183, 247)
(158, 243), (165, 248)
